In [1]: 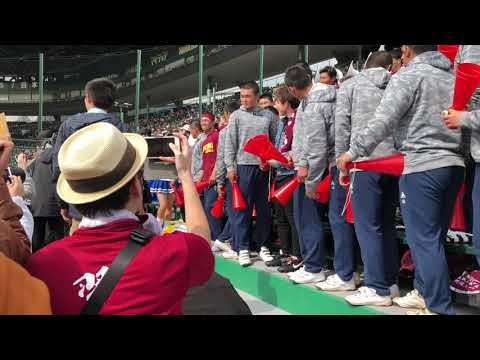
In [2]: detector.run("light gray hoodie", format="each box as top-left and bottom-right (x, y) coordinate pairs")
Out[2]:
(335, 67), (395, 161)
(191, 133), (206, 181)
(224, 105), (277, 172)
(347, 51), (465, 174)
(292, 83), (336, 193)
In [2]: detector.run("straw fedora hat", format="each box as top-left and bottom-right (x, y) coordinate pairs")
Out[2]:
(57, 122), (148, 205)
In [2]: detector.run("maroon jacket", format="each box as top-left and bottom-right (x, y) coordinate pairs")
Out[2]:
(280, 110), (296, 154)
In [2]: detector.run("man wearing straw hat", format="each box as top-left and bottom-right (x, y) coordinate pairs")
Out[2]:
(26, 123), (213, 314)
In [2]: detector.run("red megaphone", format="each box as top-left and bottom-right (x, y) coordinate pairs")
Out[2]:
(438, 45), (459, 65)
(211, 194), (225, 218)
(172, 183), (185, 207)
(195, 180), (210, 193)
(316, 174), (331, 204)
(244, 134), (289, 164)
(273, 177), (300, 206)
(346, 153), (405, 176)
(269, 180), (275, 202)
(451, 63), (480, 111)
(232, 181), (247, 211)
(450, 182), (466, 231)
(344, 188), (354, 224)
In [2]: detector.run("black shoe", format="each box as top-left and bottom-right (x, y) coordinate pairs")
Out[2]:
(266, 258), (283, 267)
(277, 258), (302, 273)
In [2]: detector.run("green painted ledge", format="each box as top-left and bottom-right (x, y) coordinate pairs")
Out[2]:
(214, 255), (386, 315)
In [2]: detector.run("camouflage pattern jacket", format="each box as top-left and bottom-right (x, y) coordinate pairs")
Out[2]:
(347, 51), (465, 174)
(292, 83), (336, 193)
(335, 67), (396, 163)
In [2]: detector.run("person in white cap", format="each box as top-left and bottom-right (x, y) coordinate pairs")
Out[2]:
(26, 122), (214, 315)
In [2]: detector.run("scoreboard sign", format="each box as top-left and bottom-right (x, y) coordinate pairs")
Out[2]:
(178, 45), (198, 56)
(150, 50), (168, 66)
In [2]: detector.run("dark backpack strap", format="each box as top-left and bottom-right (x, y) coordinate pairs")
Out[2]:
(80, 228), (155, 315)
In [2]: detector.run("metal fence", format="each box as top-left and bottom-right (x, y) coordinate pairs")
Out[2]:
(9, 138), (43, 167)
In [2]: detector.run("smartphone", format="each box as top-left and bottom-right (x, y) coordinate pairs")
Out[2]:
(145, 136), (179, 158)
(3, 167), (12, 184)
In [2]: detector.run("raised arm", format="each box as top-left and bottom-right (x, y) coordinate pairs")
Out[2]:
(170, 133), (211, 244)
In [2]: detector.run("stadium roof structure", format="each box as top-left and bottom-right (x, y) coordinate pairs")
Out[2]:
(0, 45), (168, 76)
(0, 45), (385, 116)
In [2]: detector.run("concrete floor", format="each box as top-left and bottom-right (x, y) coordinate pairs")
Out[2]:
(232, 255), (480, 315)
(236, 289), (290, 315)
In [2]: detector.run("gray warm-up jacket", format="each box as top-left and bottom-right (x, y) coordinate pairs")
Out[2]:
(347, 51), (465, 174)
(291, 83), (336, 193)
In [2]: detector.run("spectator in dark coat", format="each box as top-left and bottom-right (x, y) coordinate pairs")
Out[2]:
(51, 78), (127, 235)
(29, 141), (66, 252)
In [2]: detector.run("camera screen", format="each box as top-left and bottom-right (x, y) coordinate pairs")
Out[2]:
(145, 137), (176, 158)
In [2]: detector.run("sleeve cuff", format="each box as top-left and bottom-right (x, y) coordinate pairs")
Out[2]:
(296, 160), (308, 168)
(346, 150), (358, 161)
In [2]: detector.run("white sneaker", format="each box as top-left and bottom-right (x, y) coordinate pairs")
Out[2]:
(287, 265), (305, 278)
(290, 268), (326, 284)
(259, 247), (274, 263)
(316, 274), (356, 291)
(211, 243), (221, 252)
(239, 250), (252, 267)
(214, 239), (232, 253)
(345, 287), (393, 306)
(389, 284), (401, 299)
(222, 251), (238, 260)
(392, 289), (426, 309)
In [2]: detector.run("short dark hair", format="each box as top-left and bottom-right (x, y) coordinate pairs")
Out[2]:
(405, 45), (436, 55)
(84, 77), (117, 110)
(284, 62), (313, 90)
(319, 66), (337, 79)
(75, 176), (137, 218)
(259, 93), (273, 102)
(224, 100), (240, 114)
(265, 106), (279, 117)
(390, 48), (402, 60)
(190, 120), (201, 131)
(274, 85), (300, 109)
(239, 81), (260, 95)
(365, 51), (393, 69)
